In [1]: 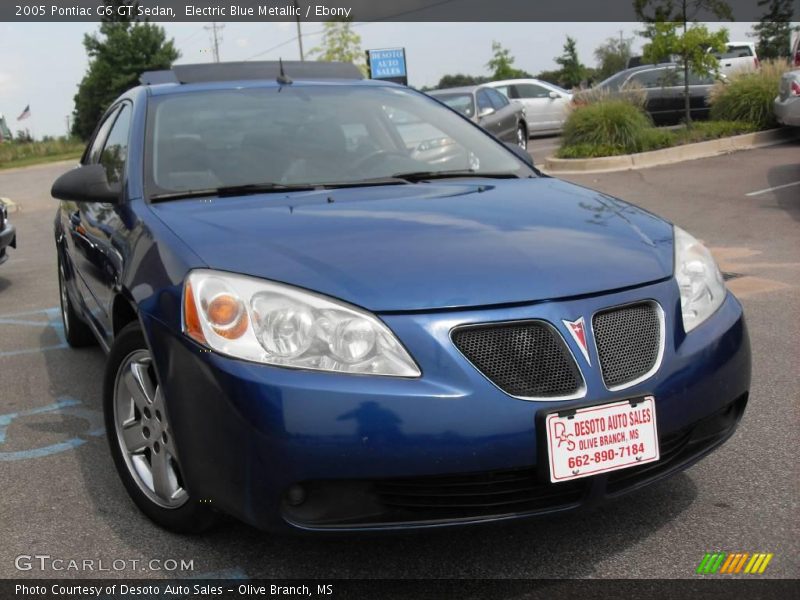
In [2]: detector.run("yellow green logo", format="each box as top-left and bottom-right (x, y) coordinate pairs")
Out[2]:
(696, 552), (774, 574)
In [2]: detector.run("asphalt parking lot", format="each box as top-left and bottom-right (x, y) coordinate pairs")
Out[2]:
(0, 141), (798, 580)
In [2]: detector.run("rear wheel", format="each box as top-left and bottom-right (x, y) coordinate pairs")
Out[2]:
(104, 322), (217, 533)
(58, 255), (96, 348)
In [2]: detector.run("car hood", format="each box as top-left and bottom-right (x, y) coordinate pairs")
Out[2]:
(151, 178), (674, 312)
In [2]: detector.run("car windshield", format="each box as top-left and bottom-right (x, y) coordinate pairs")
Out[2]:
(427, 92), (476, 119)
(147, 85), (528, 194)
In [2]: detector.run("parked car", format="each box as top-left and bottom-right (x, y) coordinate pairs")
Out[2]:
(428, 85), (529, 149)
(713, 42), (759, 77)
(774, 69), (800, 127)
(52, 61), (750, 534)
(484, 78), (572, 135)
(0, 200), (16, 265)
(596, 63), (724, 125)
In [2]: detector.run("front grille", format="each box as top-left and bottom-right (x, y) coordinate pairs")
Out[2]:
(593, 302), (661, 388)
(373, 468), (586, 519)
(452, 321), (582, 398)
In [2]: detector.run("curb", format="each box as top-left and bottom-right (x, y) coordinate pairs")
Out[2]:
(542, 128), (800, 174)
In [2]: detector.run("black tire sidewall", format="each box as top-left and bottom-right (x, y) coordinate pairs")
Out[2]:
(57, 254), (97, 348)
(103, 322), (216, 533)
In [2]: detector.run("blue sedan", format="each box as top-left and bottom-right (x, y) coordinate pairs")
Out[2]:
(52, 62), (750, 533)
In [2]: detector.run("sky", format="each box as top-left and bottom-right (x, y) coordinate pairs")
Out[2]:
(0, 20), (776, 138)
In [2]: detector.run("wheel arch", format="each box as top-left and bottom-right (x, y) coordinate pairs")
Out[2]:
(111, 292), (139, 338)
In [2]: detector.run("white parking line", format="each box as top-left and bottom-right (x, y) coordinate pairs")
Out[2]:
(745, 180), (800, 197)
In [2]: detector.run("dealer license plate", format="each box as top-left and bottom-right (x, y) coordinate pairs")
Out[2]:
(545, 396), (659, 483)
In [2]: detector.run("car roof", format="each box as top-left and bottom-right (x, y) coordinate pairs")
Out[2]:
(428, 85), (482, 94)
(145, 78), (395, 97)
(139, 60), (381, 96)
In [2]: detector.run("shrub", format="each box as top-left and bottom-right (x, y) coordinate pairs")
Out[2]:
(709, 59), (791, 130)
(556, 143), (627, 158)
(637, 128), (676, 151)
(676, 120), (758, 143)
(561, 98), (653, 154)
(571, 82), (647, 110)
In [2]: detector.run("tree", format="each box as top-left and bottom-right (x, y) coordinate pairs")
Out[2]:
(554, 36), (587, 89)
(636, 0), (732, 126)
(534, 69), (563, 86)
(309, 19), (365, 73)
(435, 74), (489, 88)
(594, 35), (635, 80)
(751, 0), (796, 60)
(72, 1), (178, 139)
(486, 41), (530, 80)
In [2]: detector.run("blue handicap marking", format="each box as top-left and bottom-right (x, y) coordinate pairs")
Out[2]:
(0, 307), (68, 357)
(0, 396), (105, 461)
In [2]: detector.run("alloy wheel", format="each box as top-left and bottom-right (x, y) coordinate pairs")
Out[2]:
(113, 350), (188, 509)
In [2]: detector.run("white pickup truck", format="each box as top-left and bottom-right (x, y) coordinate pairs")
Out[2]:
(714, 42), (759, 76)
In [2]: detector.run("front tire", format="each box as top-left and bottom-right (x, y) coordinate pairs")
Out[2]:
(58, 255), (97, 348)
(516, 123), (528, 150)
(104, 322), (217, 533)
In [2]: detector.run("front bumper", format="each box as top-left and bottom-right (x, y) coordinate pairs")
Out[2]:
(143, 278), (750, 532)
(774, 95), (800, 126)
(0, 222), (16, 265)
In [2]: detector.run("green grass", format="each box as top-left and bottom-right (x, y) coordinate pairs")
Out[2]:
(709, 59), (791, 131)
(557, 117), (760, 159)
(0, 138), (85, 170)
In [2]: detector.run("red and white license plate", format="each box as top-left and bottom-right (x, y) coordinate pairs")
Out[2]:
(545, 396), (659, 483)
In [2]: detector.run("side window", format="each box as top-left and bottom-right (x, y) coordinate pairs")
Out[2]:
(476, 89), (493, 113)
(486, 88), (509, 109)
(658, 69), (683, 87)
(516, 83), (550, 98)
(627, 70), (663, 88)
(687, 71), (715, 85)
(494, 85), (512, 98)
(717, 45), (753, 59)
(99, 103), (132, 186)
(84, 107), (120, 165)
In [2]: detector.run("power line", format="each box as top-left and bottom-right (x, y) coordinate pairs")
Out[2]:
(204, 22), (225, 62)
(244, 0), (461, 62)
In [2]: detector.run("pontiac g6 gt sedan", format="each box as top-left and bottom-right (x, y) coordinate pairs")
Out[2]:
(52, 61), (750, 533)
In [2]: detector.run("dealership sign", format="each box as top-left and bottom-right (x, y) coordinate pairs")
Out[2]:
(366, 48), (407, 85)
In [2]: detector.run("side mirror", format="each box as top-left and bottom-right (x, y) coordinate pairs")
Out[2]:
(505, 142), (534, 168)
(478, 106), (496, 119)
(51, 164), (120, 204)
(548, 91), (560, 99)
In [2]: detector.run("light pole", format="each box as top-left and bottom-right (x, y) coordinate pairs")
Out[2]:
(294, 0), (304, 61)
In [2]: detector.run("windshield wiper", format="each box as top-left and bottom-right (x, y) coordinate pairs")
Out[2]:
(150, 183), (319, 202)
(390, 169), (521, 183)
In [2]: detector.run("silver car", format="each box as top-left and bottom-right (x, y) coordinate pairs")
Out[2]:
(428, 85), (529, 149)
(485, 78), (572, 135)
(774, 69), (800, 127)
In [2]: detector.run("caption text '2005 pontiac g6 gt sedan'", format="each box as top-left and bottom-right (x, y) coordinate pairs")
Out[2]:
(51, 61), (750, 533)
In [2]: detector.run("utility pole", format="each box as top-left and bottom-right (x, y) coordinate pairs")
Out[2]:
(65, 115), (71, 137)
(204, 22), (224, 62)
(294, 0), (304, 61)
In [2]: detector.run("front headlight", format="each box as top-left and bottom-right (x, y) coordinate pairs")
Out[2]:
(183, 269), (420, 377)
(674, 226), (726, 333)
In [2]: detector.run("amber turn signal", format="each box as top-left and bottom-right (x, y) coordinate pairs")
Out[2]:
(183, 282), (207, 344)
